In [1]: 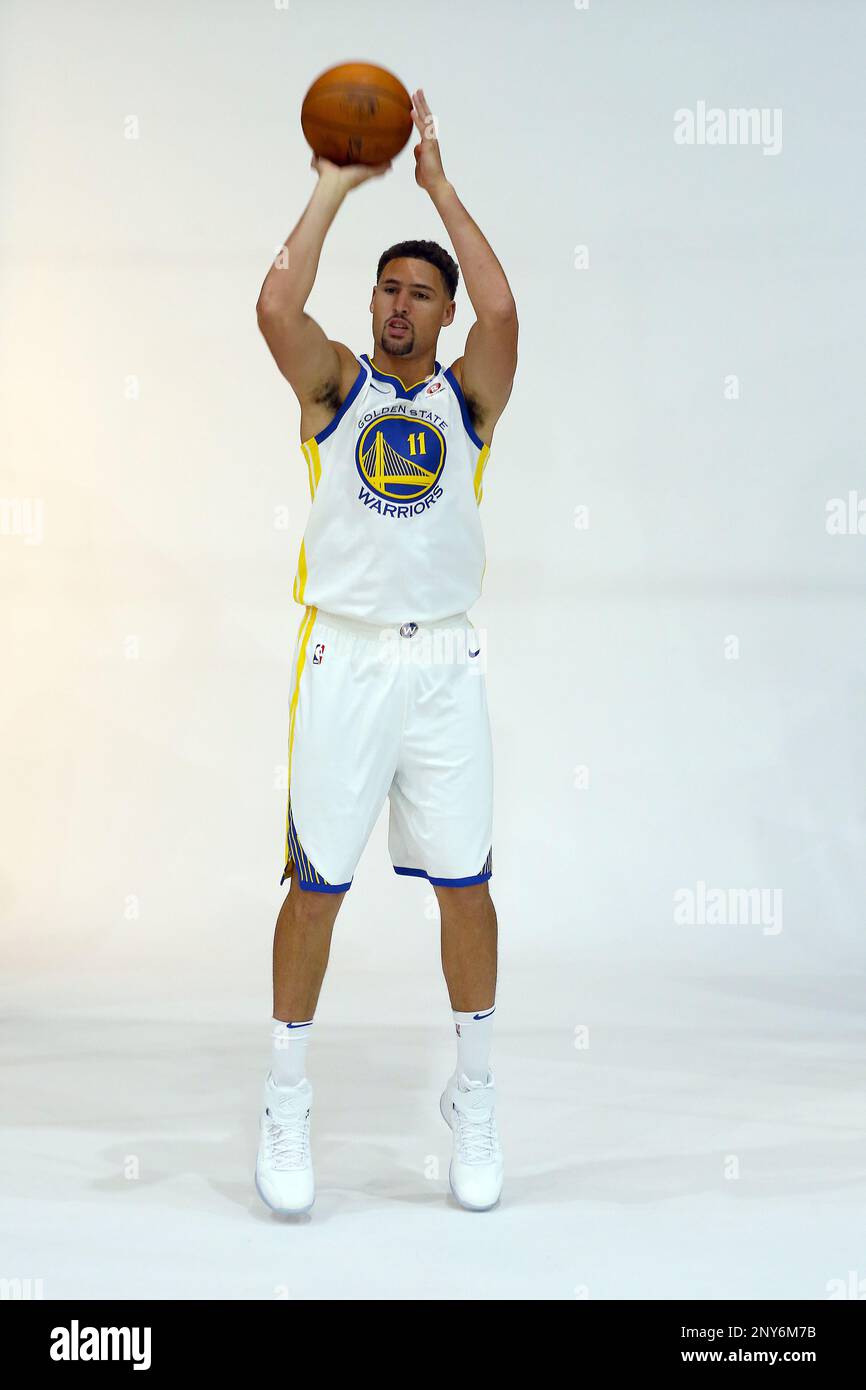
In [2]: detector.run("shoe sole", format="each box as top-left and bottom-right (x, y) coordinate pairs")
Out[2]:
(439, 1090), (502, 1212)
(255, 1169), (315, 1216)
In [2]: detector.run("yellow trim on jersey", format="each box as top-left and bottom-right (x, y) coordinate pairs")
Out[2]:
(367, 357), (433, 393)
(473, 443), (490, 504)
(284, 605), (318, 871)
(293, 439), (323, 603)
(293, 539), (308, 603)
(301, 438), (322, 500)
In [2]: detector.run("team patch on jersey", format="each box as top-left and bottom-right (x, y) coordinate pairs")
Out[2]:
(355, 414), (446, 504)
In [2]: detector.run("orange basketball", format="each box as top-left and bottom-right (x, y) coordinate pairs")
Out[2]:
(301, 62), (413, 167)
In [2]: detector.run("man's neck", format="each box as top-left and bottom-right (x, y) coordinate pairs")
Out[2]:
(368, 348), (437, 388)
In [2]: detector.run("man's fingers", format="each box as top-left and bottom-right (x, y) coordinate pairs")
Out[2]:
(308, 155), (391, 188)
(353, 160), (392, 184)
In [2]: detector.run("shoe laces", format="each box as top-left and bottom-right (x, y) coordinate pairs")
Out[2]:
(266, 1106), (310, 1171)
(455, 1105), (498, 1164)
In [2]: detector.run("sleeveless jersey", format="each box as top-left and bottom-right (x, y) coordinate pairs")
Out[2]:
(292, 352), (491, 625)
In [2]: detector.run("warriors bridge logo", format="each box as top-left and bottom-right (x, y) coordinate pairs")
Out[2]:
(355, 414), (446, 512)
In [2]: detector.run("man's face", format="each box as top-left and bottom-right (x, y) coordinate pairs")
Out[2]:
(370, 257), (455, 359)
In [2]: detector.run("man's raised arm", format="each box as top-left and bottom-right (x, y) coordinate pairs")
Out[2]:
(256, 157), (391, 404)
(410, 89), (518, 446)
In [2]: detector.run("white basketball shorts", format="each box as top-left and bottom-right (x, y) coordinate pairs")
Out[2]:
(281, 605), (493, 892)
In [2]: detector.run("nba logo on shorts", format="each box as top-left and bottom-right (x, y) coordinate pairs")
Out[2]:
(312, 643), (326, 665)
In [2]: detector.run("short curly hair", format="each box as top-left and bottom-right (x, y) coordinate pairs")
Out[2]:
(376, 239), (459, 301)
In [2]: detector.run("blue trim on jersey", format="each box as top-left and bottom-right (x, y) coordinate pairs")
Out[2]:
(443, 366), (484, 450)
(313, 361), (366, 444)
(360, 353), (442, 401)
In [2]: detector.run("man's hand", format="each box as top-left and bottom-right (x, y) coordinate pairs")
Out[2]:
(410, 88), (448, 193)
(310, 153), (392, 191)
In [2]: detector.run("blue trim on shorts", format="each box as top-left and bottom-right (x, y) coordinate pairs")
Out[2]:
(393, 848), (492, 888)
(294, 878), (352, 893)
(282, 797), (353, 892)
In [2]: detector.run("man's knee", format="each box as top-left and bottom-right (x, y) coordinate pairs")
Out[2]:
(287, 881), (347, 922)
(434, 880), (492, 909)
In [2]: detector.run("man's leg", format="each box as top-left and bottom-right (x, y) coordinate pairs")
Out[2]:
(273, 880), (346, 1020)
(436, 881), (497, 1013)
(437, 880), (498, 1080)
(435, 880), (503, 1210)
(257, 882), (345, 1214)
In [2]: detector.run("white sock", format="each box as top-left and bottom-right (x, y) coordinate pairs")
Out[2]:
(270, 1016), (313, 1088)
(452, 1005), (495, 1084)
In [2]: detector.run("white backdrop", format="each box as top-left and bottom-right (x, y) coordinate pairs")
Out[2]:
(4, 0), (866, 1305)
(2, 0), (865, 1022)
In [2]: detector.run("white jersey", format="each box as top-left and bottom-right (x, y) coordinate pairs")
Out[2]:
(292, 352), (491, 625)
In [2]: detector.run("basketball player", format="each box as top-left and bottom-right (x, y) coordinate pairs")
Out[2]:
(254, 89), (518, 1214)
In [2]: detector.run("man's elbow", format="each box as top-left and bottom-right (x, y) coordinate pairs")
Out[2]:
(256, 288), (278, 326)
(256, 293), (305, 346)
(487, 303), (519, 346)
(480, 296), (518, 327)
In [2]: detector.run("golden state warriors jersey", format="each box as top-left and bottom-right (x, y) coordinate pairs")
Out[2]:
(292, 353), (491, 625)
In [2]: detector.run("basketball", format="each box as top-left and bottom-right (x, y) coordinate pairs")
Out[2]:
(301, 62), (414, 167)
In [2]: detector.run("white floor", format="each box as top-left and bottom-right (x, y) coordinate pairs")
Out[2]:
(2, 968), (864, 1301)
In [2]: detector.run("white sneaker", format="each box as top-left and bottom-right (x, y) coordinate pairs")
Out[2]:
(255, 1072), (315, 1214)
(439, 1070), (503, 1210)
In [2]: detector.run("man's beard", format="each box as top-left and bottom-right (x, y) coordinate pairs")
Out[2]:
(381, 326), (414, 357)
